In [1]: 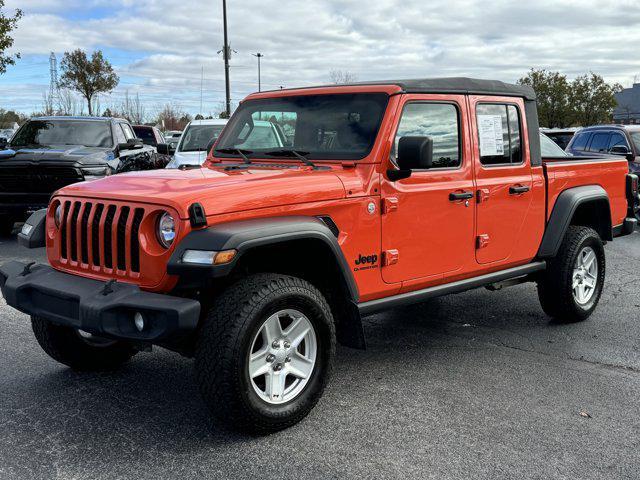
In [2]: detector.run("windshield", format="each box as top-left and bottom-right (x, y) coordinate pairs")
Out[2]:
(630, 132), (640, 153)
(11, 120), (112, 148)
(178, 125), (225, 152)
(215, 93), (389, 160)
(540, 133), (568, 157)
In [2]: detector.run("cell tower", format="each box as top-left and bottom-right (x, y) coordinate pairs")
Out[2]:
(49, 52), (58, 100)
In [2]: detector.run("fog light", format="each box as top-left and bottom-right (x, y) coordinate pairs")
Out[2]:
(134, 312), (145, 332)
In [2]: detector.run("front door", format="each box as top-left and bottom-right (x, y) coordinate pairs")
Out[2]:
(469, 97), (534, 265)
(381, 95), (476, 285)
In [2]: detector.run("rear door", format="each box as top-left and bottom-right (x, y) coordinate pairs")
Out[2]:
(381, 95), (476, 285)
(469, 97), (534, 265)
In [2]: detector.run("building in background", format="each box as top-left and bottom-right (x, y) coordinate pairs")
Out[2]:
(614, 84), (640, 125)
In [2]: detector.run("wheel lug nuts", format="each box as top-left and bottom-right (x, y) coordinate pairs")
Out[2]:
(283, 341), (291, 349)
(273, 363), (283, 371)
(285, 356), (291, 363)
(272, 340), (280, 348)
(266, 354), (275, 363)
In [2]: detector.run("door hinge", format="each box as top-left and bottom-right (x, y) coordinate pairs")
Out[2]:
(477, 189), (490, 203)
(383, 249), (400, 266)
(476, 234), (490, 249)
(382, 197), (398, 214)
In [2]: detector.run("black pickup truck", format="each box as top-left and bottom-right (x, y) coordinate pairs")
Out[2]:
(0, 116), (170, 235)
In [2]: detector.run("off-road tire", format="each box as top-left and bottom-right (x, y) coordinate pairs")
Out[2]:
(0, 216), (14, 236)
(537, 226), (605, 323)
(31, 316), (137, 371)
(195, 273), (336, 433)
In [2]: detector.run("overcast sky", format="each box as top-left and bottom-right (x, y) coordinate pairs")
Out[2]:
(2, 0), (640, 118)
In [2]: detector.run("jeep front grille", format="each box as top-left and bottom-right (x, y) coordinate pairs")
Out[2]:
(59, 200), (145, 275)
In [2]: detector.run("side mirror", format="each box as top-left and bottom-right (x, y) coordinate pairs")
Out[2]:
(387, 136), (433, 181)
(119, 138), (143, 151)
(157, 143), (170, 155)
(610, 145), (631, 156)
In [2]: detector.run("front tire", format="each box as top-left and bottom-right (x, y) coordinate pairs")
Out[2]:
(31, 317), (137, 371)
(195, 274), (335, 433)
(537, 226), (605, 322)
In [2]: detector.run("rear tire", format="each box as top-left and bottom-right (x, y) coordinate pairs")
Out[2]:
(537, 226), (605, 323)
(195, 273), (335, 433)
(31, 316), (137, 371)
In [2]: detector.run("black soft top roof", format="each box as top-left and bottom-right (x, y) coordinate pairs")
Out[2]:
(348, 77), (536, 101)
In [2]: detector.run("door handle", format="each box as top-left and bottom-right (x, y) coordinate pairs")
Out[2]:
(449, 191), (474, 201)
(509, 185), (530, 195)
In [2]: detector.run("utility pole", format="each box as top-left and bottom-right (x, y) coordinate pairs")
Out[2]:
(222, 0), (231, 117)
(252, 53), (264, 92)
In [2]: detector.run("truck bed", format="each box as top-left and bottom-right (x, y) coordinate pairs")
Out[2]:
(542, 156), (629, 228)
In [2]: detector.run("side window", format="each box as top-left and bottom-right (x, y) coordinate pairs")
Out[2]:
(120, 123), (135, 140)
(476, 104), (522, 165)
(588, 133), (610, 152)
(570, 132), (590, 151)
(608, 132), (628, 150)
(114, 124), (127, 145)
(393, 103), (460, 169)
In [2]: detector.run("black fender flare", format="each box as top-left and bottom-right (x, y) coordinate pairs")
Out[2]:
(537, 185), (611, 259)
(167, 216), (359, 302)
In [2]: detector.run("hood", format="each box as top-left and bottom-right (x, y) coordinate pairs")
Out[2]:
(0, 144), (111, 164)
(57, 164), (348, 218)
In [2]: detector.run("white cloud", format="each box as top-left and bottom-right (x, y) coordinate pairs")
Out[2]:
(2, 0), (640, 116)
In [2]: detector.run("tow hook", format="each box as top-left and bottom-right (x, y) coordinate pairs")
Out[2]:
(20, 262), (36, 276)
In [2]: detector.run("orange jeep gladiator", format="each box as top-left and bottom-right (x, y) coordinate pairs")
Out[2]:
(2, 78), (638, 432)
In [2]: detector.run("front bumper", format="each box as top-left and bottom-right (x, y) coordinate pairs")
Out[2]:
(0, 261), (201, 342)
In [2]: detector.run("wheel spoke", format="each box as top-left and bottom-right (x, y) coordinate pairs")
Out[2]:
(262, 314), (283, 345)
(582, 250), (596, 270)
(249, 350), (270, 379)
(287, 352), (314, 379)
(265, 371), (287, 402)
(583, 276), (596, 288)
(284, 316), (311, 348)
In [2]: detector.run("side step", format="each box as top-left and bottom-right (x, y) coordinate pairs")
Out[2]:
(357, 261), (546, 316)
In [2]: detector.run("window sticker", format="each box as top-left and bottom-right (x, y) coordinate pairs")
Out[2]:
(478, 115), (504, 157)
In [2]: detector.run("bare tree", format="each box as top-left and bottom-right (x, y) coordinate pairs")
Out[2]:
(329, 70), (358, 84)
(155, 103), (191, 131)
(40, 92), (56, 116)
(121, 91), (146, 124)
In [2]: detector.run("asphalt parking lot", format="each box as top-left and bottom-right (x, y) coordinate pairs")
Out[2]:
(0, 232), (639, 480)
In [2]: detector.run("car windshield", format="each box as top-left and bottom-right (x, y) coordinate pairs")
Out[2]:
(178, 125), (225, 152)
(540, 133), (568, 157)
(214, 93), (389, 160)
(630, 132), (640, 153)
(11, 120), (112, 148)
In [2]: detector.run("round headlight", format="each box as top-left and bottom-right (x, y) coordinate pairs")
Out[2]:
(157, 212), (175, 248)
(54, 204), (63, 228)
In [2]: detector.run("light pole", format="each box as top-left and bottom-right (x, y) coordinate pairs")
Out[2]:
(222, 0), (231, 117)
(252, 52), (264, 92)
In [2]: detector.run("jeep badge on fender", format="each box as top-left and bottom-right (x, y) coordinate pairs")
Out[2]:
(1, 77), (637, 433)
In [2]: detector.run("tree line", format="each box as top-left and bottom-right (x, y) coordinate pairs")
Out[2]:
(517, 69), (621, 128)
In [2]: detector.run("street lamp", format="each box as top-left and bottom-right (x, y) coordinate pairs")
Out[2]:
(252, 53), (264, 92)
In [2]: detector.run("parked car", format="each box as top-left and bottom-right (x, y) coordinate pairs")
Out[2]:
(3, 78), (638, 434)
(0, 116), (170, 235)
(132, 125), (165, 148)
(133, 125), (172, 164)
(565, 125), (640, 174)
(166, 119), (228, 168)
(540, 127), (581, 150)
(540, 132), (570, 157)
